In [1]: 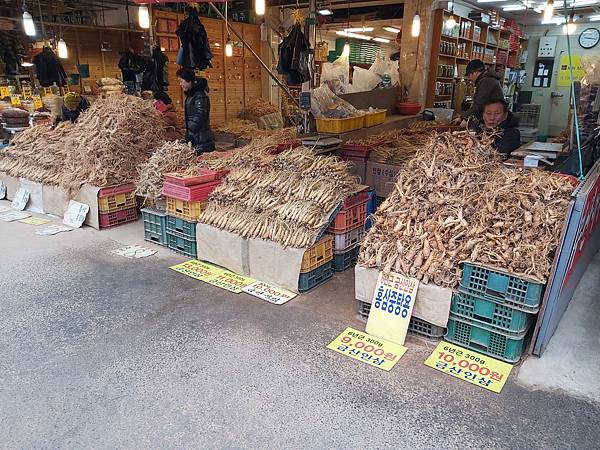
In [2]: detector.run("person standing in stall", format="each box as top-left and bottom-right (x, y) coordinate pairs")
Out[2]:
(60, 92), (90, 123)
(459, 59), (504, 121)
(176, 68), (214, 154)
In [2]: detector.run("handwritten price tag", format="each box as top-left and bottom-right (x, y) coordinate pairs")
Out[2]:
(22, 87), (32, 99)
(32, 95), (43, 109)
(0, 86), (9, 98)
(43, 87), (53, 96)
(205, 270), (255, 293)
(0, 181), (6, 199)
(424, 341), (513, 393)
(19, 217), (51, 226)
(10, 94), (21, 105)
(243, 281), (297, 305)
(327, 327), (407, 372)
(170, 260), (225, 281)
(63, 200), (89, 228)
(11, 188), (29, 211)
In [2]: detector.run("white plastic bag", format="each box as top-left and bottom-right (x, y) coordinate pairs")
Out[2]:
(321, 53), (350, 93)
(352, 67), (381, 92)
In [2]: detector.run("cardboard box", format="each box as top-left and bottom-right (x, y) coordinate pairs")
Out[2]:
(347, 160), (367, 184)
(365, 161), (402, 198)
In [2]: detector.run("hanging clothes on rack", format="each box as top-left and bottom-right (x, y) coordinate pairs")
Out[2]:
(277, 23), (311, 85)
(33, 46), (67, 87)
(142, 46), (169, 92)
(118, 50), (146, 84)
(176, 8), (212, 70)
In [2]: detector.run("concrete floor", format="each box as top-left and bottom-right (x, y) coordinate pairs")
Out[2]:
(1, 202), (600, 449)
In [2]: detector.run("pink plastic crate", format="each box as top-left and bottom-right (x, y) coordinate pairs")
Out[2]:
(99, 207), (138, 228)
(97, 183), (135, 198)
(162, 179), (221, 202)
(163, 168), (219, 186)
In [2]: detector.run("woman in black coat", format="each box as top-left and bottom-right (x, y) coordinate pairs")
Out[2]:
(176, 68), (215, 154)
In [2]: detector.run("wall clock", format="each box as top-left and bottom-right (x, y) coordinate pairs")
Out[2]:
(579, 28), (600, 49)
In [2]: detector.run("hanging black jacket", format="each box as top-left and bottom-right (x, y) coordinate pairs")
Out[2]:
(471, 111), (521, 155)
(277, 24), (310, 84)
(118, 51), (146, 83)
(184, 78), (215, 153)
(142, 46), (169, 92)
(176, 11), (212, 70)
(33, 47), (67, 87)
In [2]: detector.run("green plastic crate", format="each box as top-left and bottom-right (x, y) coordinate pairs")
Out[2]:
(141, 207), (167, 246)
(166, 215), (196, 240)
(333, 246), (360, 272)
(445, 315), (528, 363)
(298, 261), (333, 292)
(460, 263), (544, 308)
(166, 233), (197, 258)
(451, 290), (537, 333)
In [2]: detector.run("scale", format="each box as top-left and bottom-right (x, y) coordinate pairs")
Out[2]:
(298, 91), (312, 135)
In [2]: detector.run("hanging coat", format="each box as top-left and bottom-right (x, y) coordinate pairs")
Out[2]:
(176, 10), (212, 70)
(277, 24), (310, 84)
(33, 47), (67, 87)
(118, 50), (146, 83)
(142, 46), (169, 92)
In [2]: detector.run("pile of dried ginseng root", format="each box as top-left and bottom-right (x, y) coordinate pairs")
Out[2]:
(347, 128), (431, 165)
(358, 131), (574, 287)
(200, 147), (358, 248)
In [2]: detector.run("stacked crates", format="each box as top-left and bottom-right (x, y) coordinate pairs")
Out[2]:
(98, 183), (138, 228)
(340, 143), (372, 184)
(160, 169), (224, 258)
(327, 190), (369, 272)
(445, 263), (543, 363)
(298, 235), (334, 292)
(141, 207), (168, 246)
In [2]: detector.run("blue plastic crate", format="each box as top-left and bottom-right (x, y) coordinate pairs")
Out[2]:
(460, 263), (544, 308)
(298, 261), (333, 292)
(166, 215), (196, 240)
(166, 232), (198, 258)
(445, 315), (528, 363)
(365, 189), (376, 230)
(451, 290), (537, 334)
(333, 246), (360, 272)
(141, 207), (167, 246)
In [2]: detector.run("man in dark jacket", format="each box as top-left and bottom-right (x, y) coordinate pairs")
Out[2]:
(177, 68), (214, 154)
(471, 97), (521, 155)
(461, 59), (504, 120)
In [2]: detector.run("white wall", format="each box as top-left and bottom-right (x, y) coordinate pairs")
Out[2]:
(522, 24), (600, 137)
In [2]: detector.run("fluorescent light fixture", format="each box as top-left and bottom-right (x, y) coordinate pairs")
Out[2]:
(336, 30), (372, 40)
(412, 13), (421, 37)
(589, 14), (600, 21)
(22, 11), (36, 36)
(570, 0), (598, 6)
(57, 38), (68, 59)
(344, 27), (375, 32)
(21, 61), (34, 67)
(541, 17), (563, 24)
(255, 0), (265, 15)
(373, 37), (391, 43)
(318, 8), (334, 16)
(383, 26), (401, 33)
(138, 5), (150, 29)
(477, 0), (510, 2)
(502, 4), (527, 10)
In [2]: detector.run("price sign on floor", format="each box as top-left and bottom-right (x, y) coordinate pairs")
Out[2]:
(243, 281), (297, 305)
(424, 341), (513, 393)
(205, 270), (255, 293)
(327, 327), (407, 372)
(170, 260), (224, 281)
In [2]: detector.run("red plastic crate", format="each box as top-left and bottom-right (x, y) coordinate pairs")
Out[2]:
(269, 139), (302, 155)
(342, 143), (373, 158)
(342, 190), (369, 209)
(328, 201), (368, 234)
(97, 183), (135, 198)
(163, 168), (219, 186)
(99, 207), (138, 228)
(162, 179), (221, 202)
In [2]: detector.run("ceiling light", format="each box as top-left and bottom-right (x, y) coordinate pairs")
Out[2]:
(226, 37), (233, 57)
(21, 61), (34, 67)
(373, 37), (391, 43)
(477, 0), (510, 2)
(569, 0), (598, 6)
(412, 13), (421, 37)
(57, 38), (68, 59)
(22, 11), (36, 36)
(336, 30), (372, 40)
(502, 4), (527, 10)
(590, 14), (600, 21)
(138, 4), (150, 29)
(383, 26), (401, 33)
(541, 17), (563, 24)
(446, 13), (457, 29)
(255, 0), (265, 15)
(344, 27), (375, 32)
(318, 8), (334, 16)
(563, 13), (577, 34)
(543, 0), (554, 20)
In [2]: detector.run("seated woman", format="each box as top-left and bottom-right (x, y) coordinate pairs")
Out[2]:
(471, 97), (521, 155)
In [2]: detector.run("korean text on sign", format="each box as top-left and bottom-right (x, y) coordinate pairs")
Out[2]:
(327, 327), (407, 372)
(424, 341), (513, 393)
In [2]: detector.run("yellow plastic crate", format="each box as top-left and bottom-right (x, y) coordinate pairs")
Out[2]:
(166, 197), (208, 222)
(301, 235), (333, 273)
(365, 109), (387, 127)
(98, 191), (136, 213)
(315, 116), (364, 134)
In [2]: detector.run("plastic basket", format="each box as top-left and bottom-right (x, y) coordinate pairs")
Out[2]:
(445, 315), (528, 363)
(163, 168), (219, 186)
(451, 290), (537, 333)
(328, 201), (368, 234)
(315, 116), (364, 133)
(342, 191), (369, 209)
(301, 235), (333, 273)
(364, 110), (387, 127)
(141, 207), (167, 246)
(162, 179), (221, 202)
(342, 143), (373, 158)
(99, 207), (138, 228)
(98, 191), (136, 214)
(333, 246), (360, 272)
(356, 300), (446, 339)
(165, 197), (208, 222)
(298, 261), (333, 292)
(166, 215), (197, 240)
(328, 227), (365, 253)
(460, 263), (544, 308)
(166, 233), (198, 258)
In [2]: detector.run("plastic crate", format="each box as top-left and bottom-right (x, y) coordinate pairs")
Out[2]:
(166, 233), (198, 258)
(99, 207), (138, 228)
(342, 190), (369, 209)
(268, 139), (302, 155)
(328, 227), (365, 253)
(451, 290), (537, 333)
(97, 183), (136, 198)
(98, 191), (136, 214)
(163, 168), (219, 186)
(328, 201), (368, 234)
(141, 207), (167, 246)
(301, 235), (333, 273)
(445, 315), (528, 363)
(460, 263), (544, 308)
(356, 300), (446, 339)
(162, 179), (221, 202)
(333, 246), (360, 272)
(342, 143), (373, 158)
(364, 109), (387, 127)
(365, 189), (377, 230)
(298, 261), (333, 292)
(166, 215), (196, 240)
(166, 197), (208, 222)
(518, 104), (541, 128)
(315, 116), (364, 133)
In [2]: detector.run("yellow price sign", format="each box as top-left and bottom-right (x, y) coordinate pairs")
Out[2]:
(32, 95), (43, 110)
(327, 327), (407, 372)
(22, 87), (32, 99)
(10, 94), (21, 105)
(43, 87), (53, 96)
(19, 217), (52, 226)
(169, 260), (224, 282)
(424, 341), (513, 393)
(0, 86), (9, 98)
(205, 270), (255, 293)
